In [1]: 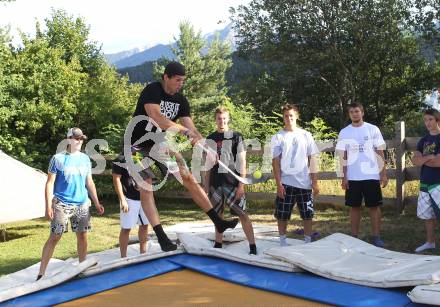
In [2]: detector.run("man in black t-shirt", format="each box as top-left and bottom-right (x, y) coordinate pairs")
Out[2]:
(112, 154), (150, 258)
(204, 107), (257, 255)
(125, 62), (238, 252)
(412, 108), (440, 253)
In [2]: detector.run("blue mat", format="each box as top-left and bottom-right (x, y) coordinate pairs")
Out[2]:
(1, 257), (182, 307)
(168, 254), (424, 307)
(1, 254), (429, 307)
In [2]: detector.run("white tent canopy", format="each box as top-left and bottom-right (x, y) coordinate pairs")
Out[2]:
(0, 150), (46, 224)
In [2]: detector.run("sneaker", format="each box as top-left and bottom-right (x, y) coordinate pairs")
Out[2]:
(304, 235), (312, 243)
(415, 242), (436, 253)
(280, 239), (290, 247)
(372, 237), (384, 248)
(311, 232), (321, 240)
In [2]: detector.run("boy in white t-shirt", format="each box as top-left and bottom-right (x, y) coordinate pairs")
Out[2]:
(271, 104), (320, 245)
(335, 102), (388, 247)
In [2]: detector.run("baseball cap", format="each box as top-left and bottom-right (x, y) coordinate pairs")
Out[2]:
(66, 127), (87, 140)
(164, 61), (186, 77)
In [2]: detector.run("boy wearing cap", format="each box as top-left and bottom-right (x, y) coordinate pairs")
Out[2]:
(112, 154), (150, 257)
(127, 61), (238, 252)
(37, 128), (104, 280)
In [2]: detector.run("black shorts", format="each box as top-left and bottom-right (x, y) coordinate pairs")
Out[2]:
(345, 180), (383, 208)
(131, 145), (184, 182)
(274, 185), (314, 220)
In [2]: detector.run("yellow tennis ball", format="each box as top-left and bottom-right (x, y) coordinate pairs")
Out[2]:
(133, 152), (142, 163)
(253, 170), (262, 179)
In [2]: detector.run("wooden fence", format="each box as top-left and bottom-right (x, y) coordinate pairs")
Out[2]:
(151, 121), (421, 211)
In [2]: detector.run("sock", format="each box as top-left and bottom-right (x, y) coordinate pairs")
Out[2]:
(36, 274), (43, 281)
(213, 242), (222, 248)
(304, 235), (312, 243)
(153, 224), (177, 252)
(206, 209), (239, 233)
(249, 244), (257, 255)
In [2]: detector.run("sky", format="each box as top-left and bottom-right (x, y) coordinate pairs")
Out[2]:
(0, 0), (250, 54)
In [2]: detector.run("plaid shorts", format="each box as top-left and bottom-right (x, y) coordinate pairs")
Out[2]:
(274, 184), (314, 220)
(418, 184), (440, 220)
(50, 198), (91, 235)
(208, 185), (246, 216)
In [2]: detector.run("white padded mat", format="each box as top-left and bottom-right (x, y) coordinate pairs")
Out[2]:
(265, 233), (440, 288)
(178, 232), (303, 272)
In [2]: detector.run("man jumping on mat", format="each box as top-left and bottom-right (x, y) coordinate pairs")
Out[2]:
(125, 61), (238, 252)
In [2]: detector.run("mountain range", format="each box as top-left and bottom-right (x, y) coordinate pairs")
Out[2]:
(105, 23), (236, 69)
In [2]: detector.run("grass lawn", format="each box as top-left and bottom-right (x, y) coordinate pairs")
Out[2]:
(1, 191), (437, 277)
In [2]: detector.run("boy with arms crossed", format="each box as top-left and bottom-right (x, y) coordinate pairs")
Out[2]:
(412, 108), (440, 253)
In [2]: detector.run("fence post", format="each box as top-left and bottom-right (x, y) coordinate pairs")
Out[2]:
(0, 225), (5, 242)
(395, 121), (405, 213)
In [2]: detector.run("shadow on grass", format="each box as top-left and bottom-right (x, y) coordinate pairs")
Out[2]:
(5, 223), (46, 231)
(0, 231), (29, 243)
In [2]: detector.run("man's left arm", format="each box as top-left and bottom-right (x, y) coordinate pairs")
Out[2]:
(373, 128), (388, 188)
(375, 149), (388, 188)
(307, 134), (320, 196)
(425, 155), (440, 167)
(86, 174), (104, 215)
(180, 117), (203, 144)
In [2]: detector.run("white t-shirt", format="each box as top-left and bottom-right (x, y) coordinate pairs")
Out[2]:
(271, 128), (320, 189)
(335, 122), (385, 180)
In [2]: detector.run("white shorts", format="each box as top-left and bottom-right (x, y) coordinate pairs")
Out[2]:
(417, 185), (440, 220)
(120, 198), (149, 229)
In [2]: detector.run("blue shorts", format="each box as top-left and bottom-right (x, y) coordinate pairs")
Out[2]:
(274, 185), (314, 220)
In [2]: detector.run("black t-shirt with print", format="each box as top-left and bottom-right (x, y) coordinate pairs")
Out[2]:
(207, 130), (245, 188)
(131, 82), (191, 148)
(112, 155), (151, 201)
(417, 133), (440, 184)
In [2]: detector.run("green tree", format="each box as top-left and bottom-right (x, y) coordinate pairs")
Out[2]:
(231, 0), (440, 129)
(0, 27), (16, 153)
(0, 10), (141, 167)
(44, 9), (102, 74)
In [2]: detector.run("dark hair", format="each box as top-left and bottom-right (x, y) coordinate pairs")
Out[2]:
(282, 103), (300, 114)
(162, 61), (186, 79)
(424, 108), (440, 122)
(347, 102), (364, 112)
